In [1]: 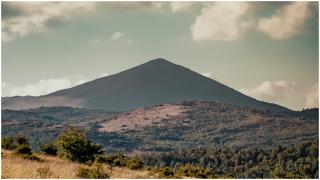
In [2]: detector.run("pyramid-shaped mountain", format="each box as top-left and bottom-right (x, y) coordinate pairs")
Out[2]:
(2, 58), (289, 112)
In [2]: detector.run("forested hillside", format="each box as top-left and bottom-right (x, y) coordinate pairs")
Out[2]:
(2, 102), (318, 153)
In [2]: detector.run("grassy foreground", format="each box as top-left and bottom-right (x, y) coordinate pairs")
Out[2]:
(1, 150), (160, 179)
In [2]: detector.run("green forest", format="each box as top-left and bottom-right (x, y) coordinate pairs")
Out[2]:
(2, 128), (318, 179)
(139, 140), (319, 178)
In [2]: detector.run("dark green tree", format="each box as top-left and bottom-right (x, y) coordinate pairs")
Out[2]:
(55, 128), (104, 163)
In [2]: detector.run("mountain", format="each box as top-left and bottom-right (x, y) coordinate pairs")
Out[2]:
(2, 58), (289, 112)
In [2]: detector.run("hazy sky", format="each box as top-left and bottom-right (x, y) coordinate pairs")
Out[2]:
(1, 1), (319, 110)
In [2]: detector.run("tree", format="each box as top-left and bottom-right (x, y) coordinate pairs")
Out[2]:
(16, 136), (29, 146)
(55, 128), (104, 163)
(40, 142), (57, 156)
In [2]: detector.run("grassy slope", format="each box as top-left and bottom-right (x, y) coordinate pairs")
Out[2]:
(1, 150), (160, 179)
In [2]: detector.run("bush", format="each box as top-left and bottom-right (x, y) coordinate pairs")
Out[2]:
(178, 164), (214, 178)
(40, 142), (57, 156)
(94, 155), (108, 164)
(17, 154), (42, 162)
(16, 136), (29, 146)
(24, 154), (42, 161)
(126, 157), (144, 170)
(160, 167), (174, 177)
(76, 164), (110, 179)
(1, 137), (16, 150)
(105, 153), (127, 167)
(15, 144), (32, 155)
(56, 128), (104, 163)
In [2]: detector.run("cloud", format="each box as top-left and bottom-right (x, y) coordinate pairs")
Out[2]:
(240, 80), (297, 102)
(2, 72), (111, 97)
(191, 2), (253, 42)
(2, 2), (96, 42)
(2, 79), (73, 97)
(110, 32), (125, 40)
(201, 72), (211, 78)
(257, 2), (311, 39)
(169, 2), (194, 13)
(104, 2), (165, 12)
(110, 32), (133, 45)
(305, 83), (318, 108)
(98, 72), (109, 78)
(74, 80), (89, 86)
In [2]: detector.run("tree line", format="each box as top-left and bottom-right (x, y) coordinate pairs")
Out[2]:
(2, 128), (318, 178)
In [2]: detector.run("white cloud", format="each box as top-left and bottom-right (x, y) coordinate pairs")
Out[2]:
(201, 72), (211, 78)
(2, 2), (96, 42)
(110, 32), (133, 45)
(1, 72), (111, 97)
(74, 80), (88, 86)
(240, 80), (297, 102)
(305, 83), (318, 108)
(257, 2), (311, 40)
(110, 32), (124, 40)
(2, 79), (72, 97)
(191, 2), (253, 42)
(170, 2), (194, 13)
(102, 2), (165, 12)
(98, 73), (109, 78)
(151, 2), (165, 11)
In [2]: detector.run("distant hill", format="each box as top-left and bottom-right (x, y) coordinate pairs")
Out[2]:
(1, 106), (116, 149)
(2, 58), (289, 112)
(2, 102), (317, 153)
(93, 101), (317, 153)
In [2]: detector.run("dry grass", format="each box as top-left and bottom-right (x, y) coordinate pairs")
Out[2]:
(99, 104), (188, 132)
(1, 150), (160, 179)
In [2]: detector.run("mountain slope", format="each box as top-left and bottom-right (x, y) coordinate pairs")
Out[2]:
(93, 101), (317, 152)
(2, 106), (116, 149)
(2, 58), (289, 112)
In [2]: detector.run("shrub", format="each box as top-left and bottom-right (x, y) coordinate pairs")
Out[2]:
(178, 164), (214, 178)
(94, 155), (108, 164)
(160, 167), (174, 177)
(24, 154), (42, 161)
(126, 157), (144, 170)
(15, 144), (32, 155)
(76, 164), (110, 179)
(56, 128), (104, 163)
(105, 153), (127, 167)
(40, 142), (57, 156)
(1, 137), (16, 150)
(16, 136), (29, 146)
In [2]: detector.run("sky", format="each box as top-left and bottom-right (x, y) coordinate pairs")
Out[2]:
(1, 1), (319, 110)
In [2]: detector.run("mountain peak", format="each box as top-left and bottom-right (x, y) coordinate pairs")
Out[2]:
(151, 58), (169, 62)
(147, 58), (175, 65)
(140, 58), (181, 70)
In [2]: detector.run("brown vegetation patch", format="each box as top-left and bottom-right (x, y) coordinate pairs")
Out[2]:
(99, 104), (188, 132)
(1, 150), (162, 178)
